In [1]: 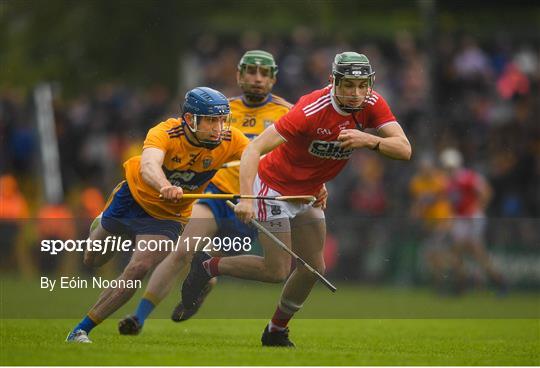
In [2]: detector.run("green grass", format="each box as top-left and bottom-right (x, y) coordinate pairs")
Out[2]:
(1, 277), (539, 365)
(1, 319), (539, 365)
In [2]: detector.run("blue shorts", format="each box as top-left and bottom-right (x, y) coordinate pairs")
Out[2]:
(101, 181), (183, 241)
(198, 183), (257, 240)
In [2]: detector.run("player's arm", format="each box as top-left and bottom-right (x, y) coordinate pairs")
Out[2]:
(140, 147), (183, 202)
(235, 125), (285, 222)
(338, 123), (412, 160)
(313, 184), (328, 210)
(476, 175), (493, 210)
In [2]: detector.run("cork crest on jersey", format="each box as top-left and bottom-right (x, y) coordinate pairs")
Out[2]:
(308, 140), (353, 160)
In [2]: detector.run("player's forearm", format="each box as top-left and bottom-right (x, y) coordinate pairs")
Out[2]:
(374, 135), (412, 160)
(478, 180), (493, 209)
(239, 144), (261, 195)
(140, 160), (171, 192)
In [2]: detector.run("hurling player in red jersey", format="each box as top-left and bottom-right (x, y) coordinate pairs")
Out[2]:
(181, 52), (412, 347)
(440, 148), (506, 294)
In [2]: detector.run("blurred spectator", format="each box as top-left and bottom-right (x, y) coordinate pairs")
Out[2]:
(35, 202), (76, 275)
(440, 148), (506, 294)
(0, 174), (30, 220)
(409, 156), (453, 291)
(0, 174), (30, 270)
(80, 187), (106, 220)
(410, 155), (452, 222)
(497, 63), (530, 99)
(345, 152), (387, 216)
(452, 35), (493, 85)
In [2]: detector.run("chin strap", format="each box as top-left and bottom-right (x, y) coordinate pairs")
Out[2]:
(331, 86), (364, 131)
(183, 120), (220, 150)
(351, 111), (363, 131)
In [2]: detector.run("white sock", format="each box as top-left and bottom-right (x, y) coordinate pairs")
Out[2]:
(268, 321), (286, 332)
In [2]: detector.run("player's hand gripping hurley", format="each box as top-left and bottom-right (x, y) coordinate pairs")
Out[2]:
(226, 200), (337, 293)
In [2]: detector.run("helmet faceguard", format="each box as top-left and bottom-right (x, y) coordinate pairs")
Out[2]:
(237, 50), (278, 102)
(182, 87), (231, 150)
(331, 52), (375, 113)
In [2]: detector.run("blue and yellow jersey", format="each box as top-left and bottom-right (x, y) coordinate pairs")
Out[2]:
(211, 94), (292, 194)
(123, 118), (249, 222)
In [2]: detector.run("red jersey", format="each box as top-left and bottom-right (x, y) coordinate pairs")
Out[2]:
(259, 85), (397, 195)
(447, 169), (483, 216)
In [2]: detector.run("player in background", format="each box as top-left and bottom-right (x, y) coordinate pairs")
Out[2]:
(168, 50), (295, 322)
(439, 148), (506, 294)
(66, 87), (249, 343)
(180, 51), (411, 347)
(409, 155), (453, 291)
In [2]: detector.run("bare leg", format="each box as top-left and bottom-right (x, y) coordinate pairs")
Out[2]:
(190, 203), (220, 255)
(143, 216), (214, 304)
(425, 247), (450, 287)
(83, 218), (117, 267)
(261, 208), (326, 347)
(280, 209), (326, 308)
(449, 241), (467, 293)
(143, 204), (220, 306)
(192, 203), (219, 233)
(87, 234), (169, 321)
(144, 202), (280, 305)
(215, 227), (292, 283)
(467, 241), (505, 285)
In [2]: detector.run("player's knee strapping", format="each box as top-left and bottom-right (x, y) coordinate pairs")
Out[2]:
(89, 213), (102, 234)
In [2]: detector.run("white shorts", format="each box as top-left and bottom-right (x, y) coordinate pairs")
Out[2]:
(451, 215), (486, 243)
(253, 174), (324, 232)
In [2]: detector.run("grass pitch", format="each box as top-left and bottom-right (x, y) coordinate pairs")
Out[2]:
(1, 278), (539, 365)
(1, 319), (539, 365)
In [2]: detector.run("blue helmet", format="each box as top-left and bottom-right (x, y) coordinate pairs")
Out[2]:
(182, 87), (230, 149)
(182, 87), (230, 117)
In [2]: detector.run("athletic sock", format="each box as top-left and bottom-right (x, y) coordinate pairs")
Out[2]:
(202, 257), (221, 277)
(134, 297), (155, 325)
(269, 305), (294, 332)
(72, 315), (97, 334)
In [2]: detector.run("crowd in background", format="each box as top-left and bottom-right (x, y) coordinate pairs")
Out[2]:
(1, 29), (539, 285)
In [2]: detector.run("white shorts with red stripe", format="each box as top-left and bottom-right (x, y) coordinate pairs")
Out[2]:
(253, 174), (319, 223)
(451, 214), (486, 244)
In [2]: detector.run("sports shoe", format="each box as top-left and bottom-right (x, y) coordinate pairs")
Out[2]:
(261, 324), (295, 347)
(118, 314), (142, 335)
(171, 278), (216, 322)
(65, 329), (92, 343)
(181, 252), (212, 309)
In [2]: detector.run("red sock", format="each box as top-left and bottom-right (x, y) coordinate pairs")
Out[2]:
(269, 305), (293, 332)
(202, 257), (221, 277)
